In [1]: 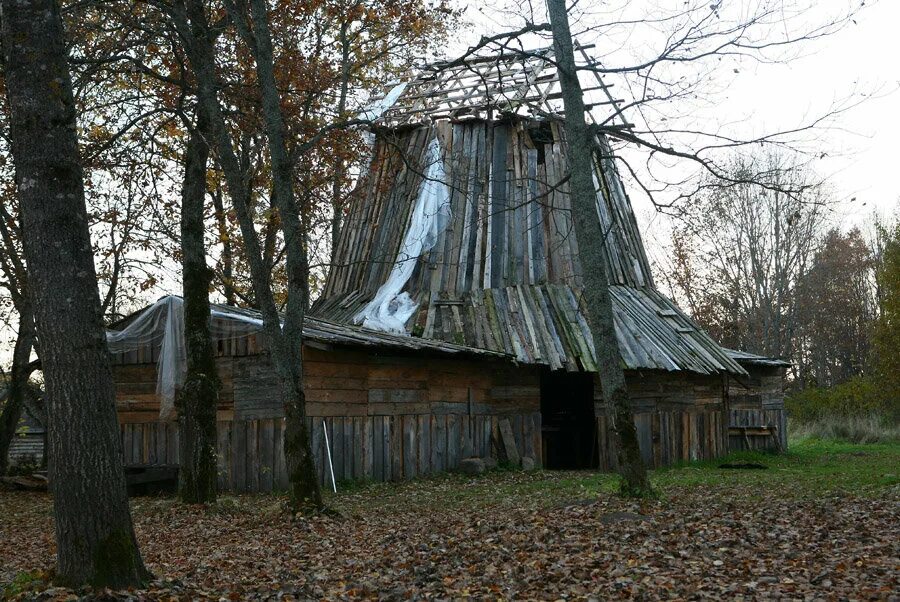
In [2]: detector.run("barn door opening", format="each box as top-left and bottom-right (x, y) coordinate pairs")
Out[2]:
(540, 369), (598, 469)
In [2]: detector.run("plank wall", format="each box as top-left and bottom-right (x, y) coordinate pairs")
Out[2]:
(594, 371), (730, 469)
(114, 346), (542, 492)
(727, 366), (788, 452)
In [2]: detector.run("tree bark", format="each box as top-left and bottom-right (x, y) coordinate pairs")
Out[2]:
(174, 0), (322, 510)
(245, 0), (321, 513)
(0, 0), (150, 585)
(177, 110), (220, 504)
(211, 185), (237, 306)
(0, 306), (35, 474)
(547, 0), (653, 498)
(329, 20), (351, 266)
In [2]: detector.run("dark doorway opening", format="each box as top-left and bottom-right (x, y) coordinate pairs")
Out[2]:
(540, 369), (598, 469)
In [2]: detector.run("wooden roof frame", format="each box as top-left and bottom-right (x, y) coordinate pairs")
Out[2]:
(371, 43), (628, 128)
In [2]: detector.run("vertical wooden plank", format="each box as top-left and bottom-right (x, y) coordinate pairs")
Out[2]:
(248, 420), (260, 493)
(533, 412), (542, 468)
(390, 416), (402, 481)
(344, 418), (354, 481)
(156, 424), (167, 465)
(382, 416), (392, 482)
(489, 416), (499, 460)
(431, 415), (445, 473)
(362, 417), (373, 480)
(233, 419), (247, 493)
(472, 416), (482, 457)
(146, 425), (157, 465)
(216, 420), (230, 491)
(490, 125), (509, 287)
(331, 417), (344, 484)
(373, 416), (384, 482)
(170, 422), (181, 465)
(403, 416), (416, 479)
(417, 415), (430, 475)
(522, 414), (535, 460)
(260, 419), (275, 492)
(689, 413), (699, 461)
(121, 425), (131, 465)
(512, 415), (524, 457)
(462, 416), (473, 459)
(353, 417), (364, 481)
(447, 414), (460, 470)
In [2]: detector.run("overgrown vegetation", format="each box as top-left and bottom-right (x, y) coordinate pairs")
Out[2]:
(789, 414), (900, 444)
(786, 375), (897, 422)
(781, 219), (899, 442)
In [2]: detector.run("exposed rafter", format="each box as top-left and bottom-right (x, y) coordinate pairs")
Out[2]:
(370, 43), (629, 128)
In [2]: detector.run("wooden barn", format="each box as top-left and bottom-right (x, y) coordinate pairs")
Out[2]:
(109, 47), (787, 492)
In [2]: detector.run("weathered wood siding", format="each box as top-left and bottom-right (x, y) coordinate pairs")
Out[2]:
(314, 120), (745, 378)
(727, 366), (788, 452)
(8, 433), (44, 468)
(114, 346), (542, 491)
(593, 371), (729, 468)
(121, 414), (541, 492)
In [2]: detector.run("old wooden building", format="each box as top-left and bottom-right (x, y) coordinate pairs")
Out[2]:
(110, 47), (787, 491)
(725, 350), (790, 452)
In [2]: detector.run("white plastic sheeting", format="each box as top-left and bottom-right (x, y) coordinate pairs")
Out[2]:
(357, 81), (408, 180)
(358, 81), (408, 122)
(106, 296), (265, 420)
(354, 136), (451, 334)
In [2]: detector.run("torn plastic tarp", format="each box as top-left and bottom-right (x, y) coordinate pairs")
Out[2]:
(354, 135), (451, 334)
(106, 296), (265, 420)
(358, 81), (408, 122)
(357, 81), (408, 180)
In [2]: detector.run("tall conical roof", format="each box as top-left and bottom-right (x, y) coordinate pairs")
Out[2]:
(314, 51), (743, 376)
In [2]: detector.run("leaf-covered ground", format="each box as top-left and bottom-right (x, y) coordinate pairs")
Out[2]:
(2, 439), (898, 600)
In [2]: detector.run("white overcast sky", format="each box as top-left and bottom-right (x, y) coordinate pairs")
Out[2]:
(449, 0), (900, 233)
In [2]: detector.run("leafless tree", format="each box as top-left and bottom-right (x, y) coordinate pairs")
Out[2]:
(661, 153), (831, 367)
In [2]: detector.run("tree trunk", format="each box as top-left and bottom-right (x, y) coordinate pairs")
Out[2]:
(211, 185), (237, 306)
(245, 0), (321, 513)
(177, 111), (220, 504)
(175, 0), (322, 510)
(547, 0), (653, 498)
(329, 21), (351, 266)
(0, 307), (35, 475)
(0, 0), (150, 586)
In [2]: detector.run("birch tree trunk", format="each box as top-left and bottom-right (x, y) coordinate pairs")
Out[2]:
(0, 0), (149, 584)
(177, 112), (220, 503)
(547, 0), (653, 498)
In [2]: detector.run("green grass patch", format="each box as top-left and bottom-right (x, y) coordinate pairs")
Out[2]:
(649, 438), (899, 498)
(325, 438), (899, 516)
(2, 570), (48, 598)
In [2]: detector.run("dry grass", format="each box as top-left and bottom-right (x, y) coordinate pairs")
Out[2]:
(789, 413), (900, 444)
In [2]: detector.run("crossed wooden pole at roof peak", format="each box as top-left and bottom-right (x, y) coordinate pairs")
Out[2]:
(369, 42), (632, 129)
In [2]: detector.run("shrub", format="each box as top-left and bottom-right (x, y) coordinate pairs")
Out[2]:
(786, 375), (898, 422)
